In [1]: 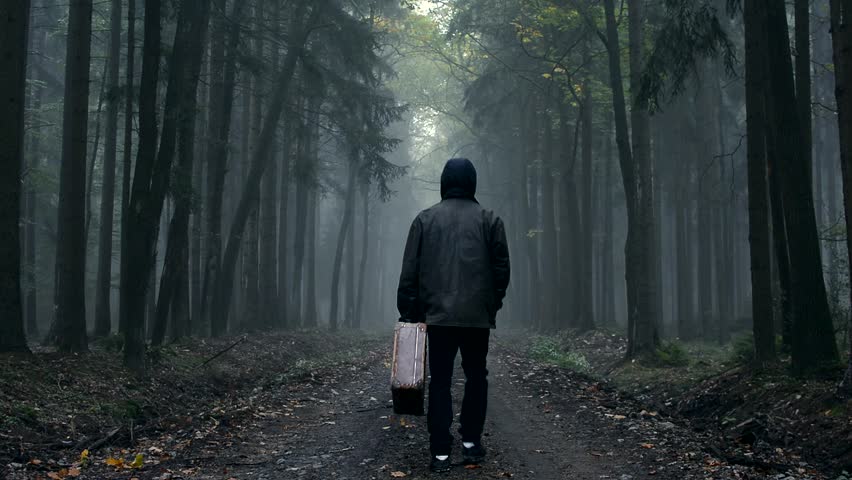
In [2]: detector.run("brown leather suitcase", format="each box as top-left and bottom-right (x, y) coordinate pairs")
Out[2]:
(390, 322), (427, 415)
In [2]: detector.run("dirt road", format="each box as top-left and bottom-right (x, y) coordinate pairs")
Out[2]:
(33, 333), (827, 480)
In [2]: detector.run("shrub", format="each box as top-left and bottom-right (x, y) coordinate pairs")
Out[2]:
(648, 341), (689, 367)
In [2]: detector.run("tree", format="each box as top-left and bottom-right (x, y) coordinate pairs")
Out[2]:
(829, 0), (852, 393)
(744, 0), (776, 364)
(0, 0), (32, 353)
(764, 0), (839, 374)
(203, 1), (248, 336)
(51, 0), (93, 353)
(210, 1), (321, 331)
(151, 0), (212, 346)
(119, 0), (136, 335)
(94, 0), (122, 337)
(123, 0), (213, 369)
(602, 0), (659, 357)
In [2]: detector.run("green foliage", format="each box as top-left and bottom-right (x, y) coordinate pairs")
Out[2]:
(730, 334), (755, 365)
(646, 341), (689, 368)
(529, 336), (592, 373)
(639, 0), (737, 112)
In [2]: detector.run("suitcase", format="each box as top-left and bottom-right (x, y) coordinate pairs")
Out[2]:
(390, 322), (427, 415)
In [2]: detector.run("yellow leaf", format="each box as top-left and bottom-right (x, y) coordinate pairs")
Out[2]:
(541, 73), (552, 79)
(129, 453), (144, 469)
(390, 472), (407, 478)
(79, 449), (90, 465)
(105, 457), (124, 467)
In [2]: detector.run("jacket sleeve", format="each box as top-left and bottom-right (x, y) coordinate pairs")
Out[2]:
(490, 215), (510, 310)
(397, 216), (423, 322)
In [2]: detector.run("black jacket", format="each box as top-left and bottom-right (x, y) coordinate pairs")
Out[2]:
(397, 158), (510, 328)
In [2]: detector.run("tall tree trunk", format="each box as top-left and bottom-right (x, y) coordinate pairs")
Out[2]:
(150, 0), (211, 346)
(523, 98), (542, 330)
(259, 70), (279, 329)
(244, 0), (265, 331)
(291, 102), (309, 327)
(94, 0), (122, 337)
(203, 1), (247, 336)
(745, 0), (776, 363)
(603, 112), (615, 326)
(210, 2), (318, 331)
(675, 107), (694, 339)
(795, 0), (813, 183)
(123, 0), (214, 369)
(277, 116), (292, 328)
(765, 0), (839, 373)
(540, 110), (558, 331)
(52, 0), (93, 353)
(627, 0), (659, 354)
(119, 0), (135, 335)
(25, 18), (45, 338)
(354, 183), (370, 328)
(558, 105), (582, 329)
(829, 0), (852, 394)
(304, 187), (318, 327)
(604, 0), (653, 356)
(330, 147), (359, 332)
(121, 0), (160, 370)
(579, 81), (595, 332)
(345, 192), (356, 329)
(191, 66), (206, 334)
(0, 0), (32, 353)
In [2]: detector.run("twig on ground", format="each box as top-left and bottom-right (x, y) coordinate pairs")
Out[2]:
(200, 336), (247, 368)
(75, 426), (122, 451)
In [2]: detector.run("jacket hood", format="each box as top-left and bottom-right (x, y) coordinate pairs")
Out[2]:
(440, 158), (477, 201)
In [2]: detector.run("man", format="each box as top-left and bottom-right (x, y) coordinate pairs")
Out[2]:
(397, 158), (510, 472)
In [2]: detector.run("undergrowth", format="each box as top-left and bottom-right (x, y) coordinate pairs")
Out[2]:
(528, 336), (591, 373)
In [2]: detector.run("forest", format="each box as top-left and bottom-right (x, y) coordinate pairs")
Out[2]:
(2, 0), (852, 478)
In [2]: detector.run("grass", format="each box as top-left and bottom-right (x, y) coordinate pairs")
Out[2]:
(528, 336), (592, 373)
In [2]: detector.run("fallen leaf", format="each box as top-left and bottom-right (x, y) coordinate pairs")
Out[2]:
(390, 471), (407, 478)
(464, 464), (482, 469)
(79, 449), (90, 466)
(129, 453), (144, 469)
(29, 459), (42, 465)
(105, 457), (124, 468)
(67, 468), (81, 477)
(640, 443), (655, 449)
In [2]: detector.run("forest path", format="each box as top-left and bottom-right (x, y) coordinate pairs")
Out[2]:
(173, 336), (640, 480)
(80, 333), (821, 480)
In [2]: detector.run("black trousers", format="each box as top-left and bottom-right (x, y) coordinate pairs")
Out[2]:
(426, 325), (490, 456)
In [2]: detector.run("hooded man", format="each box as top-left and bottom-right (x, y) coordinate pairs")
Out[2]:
(397, 158), (510, 472)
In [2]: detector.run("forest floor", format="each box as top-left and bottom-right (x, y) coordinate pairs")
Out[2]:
(1, 329), (850, 480)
